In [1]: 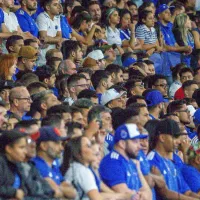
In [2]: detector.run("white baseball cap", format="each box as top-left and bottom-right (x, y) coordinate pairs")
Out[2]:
(101, 88), (127, 106)
(87, 50), (105, 60)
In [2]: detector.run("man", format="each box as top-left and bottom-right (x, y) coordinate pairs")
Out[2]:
(174, 68), (194, 100)
(16, 46), (38, 79)
(70, 106), (85, 127)
(88, 1), (102, 24)
(61, 40), (83, 65)
(36, 0), (62, 65)
(105, 64), (124, 84)
(99, 123), (152, 198)
(91, 70), (113, 103)
(157, 4), (192, 81)
(58, 59), (77, 76)
(78, 89), (99, 105)
(8, 86), (32, 120)
(101, 88), (127, 109)
(16, 0), (39, 37)
(144, 90), (166, 120)
(167, 100), (197, 144)
(6, 35), (24, 54)
(182, 80), (199, 98)
(126, 95), (147, 107)
(150, 75), (168, 97)
(147, 119), (199, 200)
(72, 98), (94, 127)
(32, 126), (76, 199)
(66, 74), (89, 104)
(27, 81), (48, 95)
(128, 103), (150, 126)
(100, 45), (117, 66)
(31, 90), (60, 119)
(125, 79), (145, 96)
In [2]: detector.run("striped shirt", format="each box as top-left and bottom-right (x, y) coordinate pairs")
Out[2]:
(136, 24), (157, 44)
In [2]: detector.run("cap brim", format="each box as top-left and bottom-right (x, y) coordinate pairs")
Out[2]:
(132, 134), (148, 140)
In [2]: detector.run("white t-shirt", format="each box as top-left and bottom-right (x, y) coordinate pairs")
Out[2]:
(64, 162), (98, 200)
(36, 12), (61, 66)
(106, 26), (122, 46)
(3, 11), (19, 32)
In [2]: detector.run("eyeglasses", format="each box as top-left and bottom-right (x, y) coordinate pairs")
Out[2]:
(15, 97), (32, 102)
(154, 84), (168, 88)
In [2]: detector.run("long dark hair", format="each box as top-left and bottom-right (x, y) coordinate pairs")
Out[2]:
(60, 136), (83, 176)
(138, 10), (152, 25)
(118, 9), (133, 28)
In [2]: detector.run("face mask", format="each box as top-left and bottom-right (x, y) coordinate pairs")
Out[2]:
(195, 0), (200, 11)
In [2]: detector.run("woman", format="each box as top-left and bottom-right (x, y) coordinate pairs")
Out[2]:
(173, 13), (194, 66)
(62, 136), (103, 200)
(136, 10), (164, 75)
(0, 130), (27, 199)
(0, 54), (17, 80)
(119, 9), (141, 50)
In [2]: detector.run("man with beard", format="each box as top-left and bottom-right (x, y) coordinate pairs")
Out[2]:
(99, 123), (152, 199)
(16, 0), (39, 38)
(32, 126), (76, 199)
(88, 1), (102, 24)
(167, 99), (198, 144)
(144, 90), (166, 120)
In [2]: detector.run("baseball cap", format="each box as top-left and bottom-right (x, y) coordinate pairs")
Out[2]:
(18, 46), (38, 60)
(187, 142), (200, 160)
(101, 88), (127, 106)
(0, 130), (27, 151)
(122, 57), (137, 68)
(156, 119), (182, 138)
(156, 4), (169, 15)
(145, 90), (167, 107)
(114, 124), (148, 144)
(193, 108), (200, 126)
(31, 126), (68, 143)
(87, 50), (107, 60)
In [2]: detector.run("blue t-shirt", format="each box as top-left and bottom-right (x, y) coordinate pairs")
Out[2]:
(60, 15), (72, 39)
(182, 164), (200, 193)
(147, 150), (180, 199)
(32, 156), (64, 185)
(137, 150), (150, 176)
(99, 150), (141, 191)
(15, 9), (39, 37)
(157, 22), (176, 47)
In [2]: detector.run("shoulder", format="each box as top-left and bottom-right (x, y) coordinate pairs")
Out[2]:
(16, 9), (25, 16)
(147, 150), (157, 161)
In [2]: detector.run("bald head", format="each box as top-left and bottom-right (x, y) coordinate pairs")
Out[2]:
(59, 59), (77, 75)
(9, 86), (29, 102)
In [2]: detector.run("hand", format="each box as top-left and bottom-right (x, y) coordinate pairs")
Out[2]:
(15, 189), (24, 200)
(93, 24), (101, 30)
(151, 166), (166, 190)
(179, 136), (191, 154)
(129, 23), (135, 32)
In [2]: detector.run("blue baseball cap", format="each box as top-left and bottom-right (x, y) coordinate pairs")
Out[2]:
(122, 57), (137, 68)
(31, 126), (68, 143)
(114, 124), (148, 144)
(156, 4), (169, 15)
(145, 90), (168, 107)
(193, 109), (200, 126)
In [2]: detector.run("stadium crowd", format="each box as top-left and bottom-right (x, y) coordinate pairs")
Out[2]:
(1, 0), (200, 199)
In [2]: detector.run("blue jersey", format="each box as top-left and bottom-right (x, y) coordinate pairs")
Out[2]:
(120, 29), (130, 41)
(105, 133), (114, 151)
(60, 15), (72, 39)
(32, 156), (64, 185)
(182, 164), (200, 193)
(15, 9), (39, 37)
(99, 150), (141, 191)
(137, 150), (150, 176)
(147, 150), (180, 199)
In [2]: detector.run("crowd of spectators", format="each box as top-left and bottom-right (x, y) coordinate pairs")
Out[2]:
(0, 0), (200, 199)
